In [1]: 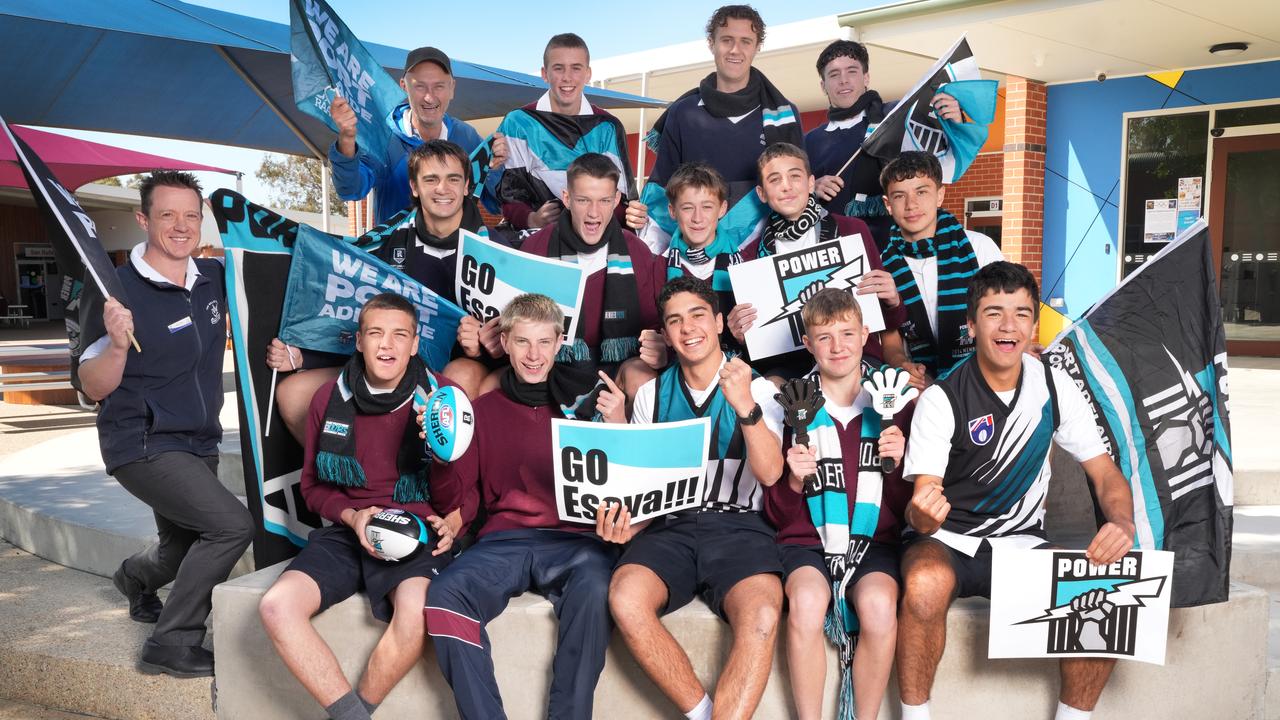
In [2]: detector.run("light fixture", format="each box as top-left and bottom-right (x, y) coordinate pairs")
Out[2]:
(1209, 42), (1249, 57)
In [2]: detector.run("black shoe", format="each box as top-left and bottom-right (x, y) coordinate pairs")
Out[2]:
(112, 561), (163, 623)
(138, 641), (214, 678)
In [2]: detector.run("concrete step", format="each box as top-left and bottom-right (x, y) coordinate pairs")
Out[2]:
(1231, 358), (1280, 507)
(0, 698), (106, 719)
(0, 425), (252, 580)
(213, 561), (1270, 720)
(0, 542), (213, 720)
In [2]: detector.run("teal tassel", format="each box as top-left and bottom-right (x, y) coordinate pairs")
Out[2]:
(393, 469), (430, 504)
(600, 336), (639, 364)
(555, 338), (592, 363)
(643, 129), (661, 153)
(315, 451), (367, 488)
(843, 195), (890, 219)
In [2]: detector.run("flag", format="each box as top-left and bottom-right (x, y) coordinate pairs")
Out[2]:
(468, 134), (501, 213)
(211, 189), (418, 566)
(860, 36), (998, 184)
(1045, 219), (1231, 607)
(0, 115), (129, 392)
(289, 0), (404, 163)
(279, 226), (465, 371)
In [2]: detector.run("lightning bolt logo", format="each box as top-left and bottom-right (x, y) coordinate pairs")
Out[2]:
(1016, 576), (1167, 624)
(763, 255), (867, 327)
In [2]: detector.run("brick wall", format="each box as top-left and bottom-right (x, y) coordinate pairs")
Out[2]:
(943, 153), (1004, 220)
(1001, 77), (1047, 282)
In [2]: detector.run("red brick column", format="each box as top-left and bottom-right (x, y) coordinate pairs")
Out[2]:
(347, 199), (365, 236)
(1001, 77), (1047, 282)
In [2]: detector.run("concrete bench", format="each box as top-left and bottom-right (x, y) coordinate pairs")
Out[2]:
(212, 561), (1269, 720)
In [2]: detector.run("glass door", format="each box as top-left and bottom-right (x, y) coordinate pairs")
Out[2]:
(1209, 133), (1280, 355)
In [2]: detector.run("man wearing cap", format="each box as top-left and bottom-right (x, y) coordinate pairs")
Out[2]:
(329, 46), (509, 223)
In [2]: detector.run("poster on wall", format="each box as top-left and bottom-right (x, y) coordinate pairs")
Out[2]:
(1143, 199), (1177, 244)
(1176, 177), (1203, 234)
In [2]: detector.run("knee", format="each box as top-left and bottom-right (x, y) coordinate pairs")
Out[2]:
(388, 605), (425, 642)
(854, 591), (898, 638)
(258, 588), (299, 632)
(787, 586), (830, 635)
(608, 569), (659, 629)
(225, 506), (256, 547)
(736, 580), (782, 637)
(901, 564), (954, 619)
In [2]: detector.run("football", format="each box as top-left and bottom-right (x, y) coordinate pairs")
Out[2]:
(424, 385), (475, 463)
(364, 508), (430, 562)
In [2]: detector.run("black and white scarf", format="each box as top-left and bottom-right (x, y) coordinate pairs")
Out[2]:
(880, 209), (979, 377)
(827, 89), (885, 125)
(315, 353), (438, 504)
(547, 215), (643, 364)
(646, 67), (803, 151)
(758, 196), (838, 257)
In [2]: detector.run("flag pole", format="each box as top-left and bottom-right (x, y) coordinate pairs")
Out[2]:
(834, 146), (864, 180)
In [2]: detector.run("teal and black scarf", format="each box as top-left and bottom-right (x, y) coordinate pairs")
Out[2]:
(880, 209), (978, 376)
(315, 353), (438, 503)
(547, 215), (643, 365)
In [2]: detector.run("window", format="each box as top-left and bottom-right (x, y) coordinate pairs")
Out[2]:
(1120, 111), (1209, 277)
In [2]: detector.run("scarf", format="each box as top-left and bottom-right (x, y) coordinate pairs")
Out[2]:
(315, 353), (439, 504)
(645, 67), (803, 152)
(411, 196), (487, 250)
(800, 378), (885, 720)
(547, 215), (643, 364)
(757, 197), (838, 258)
(827, 89), (885, 124)
(880, 210), (979, 377)
(498, 363), (605, 420)
(664, 229), (743, 293)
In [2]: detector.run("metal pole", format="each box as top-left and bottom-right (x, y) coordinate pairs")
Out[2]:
(321, 164), (331, 232)
(637, 71), (649, 185)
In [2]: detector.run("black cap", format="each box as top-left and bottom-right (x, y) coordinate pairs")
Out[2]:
(404, 47), (453, 76)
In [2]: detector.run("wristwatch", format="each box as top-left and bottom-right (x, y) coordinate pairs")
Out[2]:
(737, 403), (763, 426)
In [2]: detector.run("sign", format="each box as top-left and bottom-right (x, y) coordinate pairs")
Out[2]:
(279, 226), (466, 371)
(21, 245), (55, 259)
(552, 418), (711, 524)
(455, 230), (586, 343)
(1143, 198), (1177, 244)
(989, 548), (1174, 665)
(727, 235), (885, 360)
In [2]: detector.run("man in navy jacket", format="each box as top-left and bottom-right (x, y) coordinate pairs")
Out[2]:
(79, 171), (253, 678)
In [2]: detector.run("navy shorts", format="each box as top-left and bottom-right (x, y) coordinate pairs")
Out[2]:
(619, 511), (783, 620)
(903, 534), (995, 598)
(778, 543), (828, 581)
(849, 540), (902, 588)
(287, 525), (451, 622)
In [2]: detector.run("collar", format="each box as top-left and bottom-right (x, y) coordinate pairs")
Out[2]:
(396, 104), (450, 141)
(681, 354), (729, 394)
(696, 98), (755, 124)
(536, 91), (593, 116)
(130, 243), (200, 291)
(825, 112), (865, 131)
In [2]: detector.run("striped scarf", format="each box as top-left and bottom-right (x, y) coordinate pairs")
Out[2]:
(801, 380), (884, 720)
(880, 210), (978, 377)
(548, 215), (642, 365)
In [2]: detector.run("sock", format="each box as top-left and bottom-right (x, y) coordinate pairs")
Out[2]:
(325, 691), (372, 720)
(1055, 702), (1092, 720)
(684, 694), (713, 720)
(901, 701), (931, 720)
(358, 692), (379, 717)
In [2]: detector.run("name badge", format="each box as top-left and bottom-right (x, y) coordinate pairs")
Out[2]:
(168, 316), (193, 334)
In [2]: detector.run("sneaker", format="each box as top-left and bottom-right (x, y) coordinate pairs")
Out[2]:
(112, 561), (163, 624)
(137, 641), (214, 678)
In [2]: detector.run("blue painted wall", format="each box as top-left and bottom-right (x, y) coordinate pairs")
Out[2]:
(1042, 59), (1280, 318)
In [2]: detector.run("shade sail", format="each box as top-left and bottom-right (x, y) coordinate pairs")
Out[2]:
(0, 0), (664, 157)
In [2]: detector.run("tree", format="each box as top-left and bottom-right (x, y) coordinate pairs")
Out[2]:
(255, 154), (346, 216)
(94, 174), (145, 188)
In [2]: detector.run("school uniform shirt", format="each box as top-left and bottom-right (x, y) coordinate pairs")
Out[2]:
(903, 229), (1004, 340)
(804, 113), (884, 216)
(763, 390), (914, 546)
(903, 353), (1106, 556)
(299, 379), (459, 524)
(441, 388), (593, 537)
(631, 356), (784, 513)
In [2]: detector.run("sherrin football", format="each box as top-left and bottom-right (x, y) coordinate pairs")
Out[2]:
(364, 508), (430, 562)
(424, 385), (475, 463)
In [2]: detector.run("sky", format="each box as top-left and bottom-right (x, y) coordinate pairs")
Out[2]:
(44, 0), (877, 207)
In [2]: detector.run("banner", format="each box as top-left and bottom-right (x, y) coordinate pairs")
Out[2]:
(990, 548), (1174, 665)
(1046, 219), (1232, 608)
(289, 0), (404, 162)
(860, 36), (998, 184)
(280, 227), (465, 371)
(553, 418), (711, 523)
(0, 116), (128, 391)
(213, 190), (417, 566)
(455, 230), (586, 343)
(727, 235), (885, 360)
